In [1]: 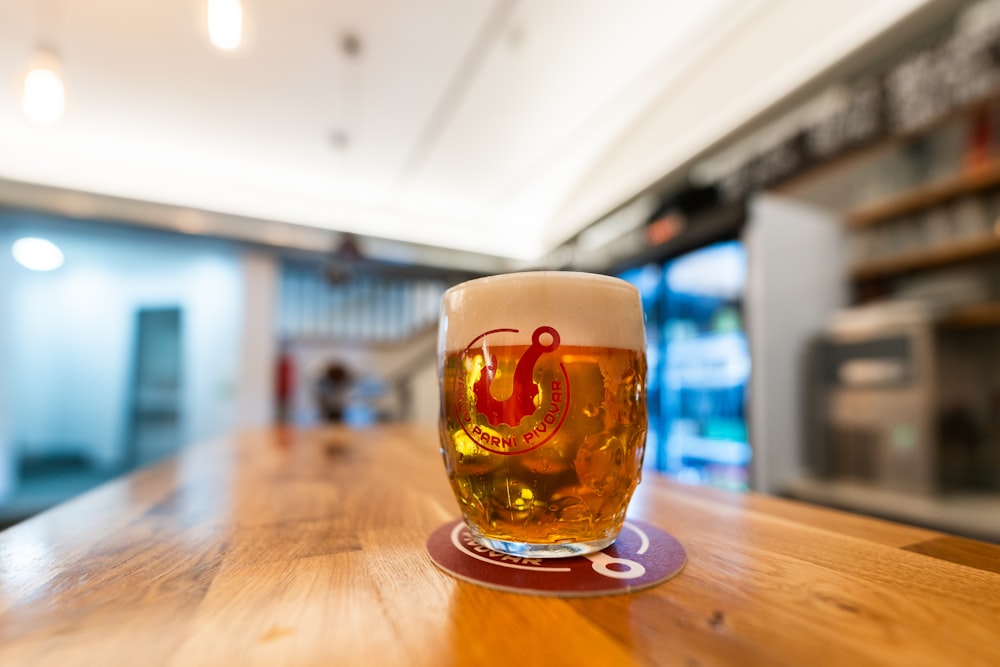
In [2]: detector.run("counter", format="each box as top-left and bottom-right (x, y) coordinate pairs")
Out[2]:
(1, 425), (998, 665)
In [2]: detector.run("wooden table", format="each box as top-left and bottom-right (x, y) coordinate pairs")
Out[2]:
(1, 425), (999, 666)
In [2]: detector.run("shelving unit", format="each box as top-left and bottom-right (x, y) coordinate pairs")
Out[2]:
(851, 233), (1000, 281)
(765, 2), (1000, 544)
(845, 155), (1000, 283)
(815, 124), (1000, 542)
(940, 301), (1000, 329)
(847, 160), (1000, 228)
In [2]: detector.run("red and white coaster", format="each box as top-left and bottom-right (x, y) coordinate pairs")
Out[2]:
(426, 519), (686, 597)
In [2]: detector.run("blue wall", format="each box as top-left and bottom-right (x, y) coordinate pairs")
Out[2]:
(0, 212), (247, 493)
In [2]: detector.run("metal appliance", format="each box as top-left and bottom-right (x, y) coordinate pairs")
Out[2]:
(812, 301), (937, 494)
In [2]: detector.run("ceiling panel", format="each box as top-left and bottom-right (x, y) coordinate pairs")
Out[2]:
(0, 0), (944, 260)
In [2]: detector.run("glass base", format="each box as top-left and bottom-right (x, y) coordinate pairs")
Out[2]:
(469, 531), (618, 559)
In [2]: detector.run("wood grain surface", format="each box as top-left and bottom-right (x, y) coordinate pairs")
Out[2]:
(1, 424), (999, 666)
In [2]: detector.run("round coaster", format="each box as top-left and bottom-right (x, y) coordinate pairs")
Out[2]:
(426, 519), (686, 597)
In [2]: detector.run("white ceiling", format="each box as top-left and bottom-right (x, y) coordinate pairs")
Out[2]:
(0, 0), (939, 261)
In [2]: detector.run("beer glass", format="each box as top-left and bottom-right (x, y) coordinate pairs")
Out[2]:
(438, 272), (647, 558)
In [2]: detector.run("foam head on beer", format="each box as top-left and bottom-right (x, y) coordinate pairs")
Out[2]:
(438, 271), (648, 559)
(440, 271), (646, 353)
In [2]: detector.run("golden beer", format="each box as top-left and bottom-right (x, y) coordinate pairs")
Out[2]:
(438, 272), (647, 558)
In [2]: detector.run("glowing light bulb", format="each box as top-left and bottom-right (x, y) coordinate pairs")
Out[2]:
(208, 0), (243, 50)
(12, 237), (64, 271)
(22, 58), (65, 125)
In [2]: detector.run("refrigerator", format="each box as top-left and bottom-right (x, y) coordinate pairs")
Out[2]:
(621, 240), (751, 490)
(620, 194), (846, 494)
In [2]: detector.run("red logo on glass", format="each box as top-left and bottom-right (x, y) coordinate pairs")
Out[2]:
(453, 326), (570, 455)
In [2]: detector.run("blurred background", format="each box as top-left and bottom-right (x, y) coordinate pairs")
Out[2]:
(2, 0), (1000, 541)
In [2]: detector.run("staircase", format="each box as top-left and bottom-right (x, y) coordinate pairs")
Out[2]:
(277, 261), (451, 423)
(278, 262), (448, 344)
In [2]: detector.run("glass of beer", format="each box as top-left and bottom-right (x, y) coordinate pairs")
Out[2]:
(438, 271), (647, 558)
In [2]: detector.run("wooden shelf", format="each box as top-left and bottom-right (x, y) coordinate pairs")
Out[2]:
(847, 161), (1000, 228)
(940, 301), (1000, 329)
(851, 233), (1000, 281)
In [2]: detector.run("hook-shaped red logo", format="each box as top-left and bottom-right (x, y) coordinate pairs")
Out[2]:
(453, 325), (570, 456)
(472, 326), (560, 427)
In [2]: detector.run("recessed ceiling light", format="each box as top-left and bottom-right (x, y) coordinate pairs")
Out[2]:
(22, 50), (65, 125)
(12, 237), (65, 271)
(208, 0), (243, 50)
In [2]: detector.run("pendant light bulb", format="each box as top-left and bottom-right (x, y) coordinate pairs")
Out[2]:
(22, 49), (65, 125)
(208, 0), (243, 50)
